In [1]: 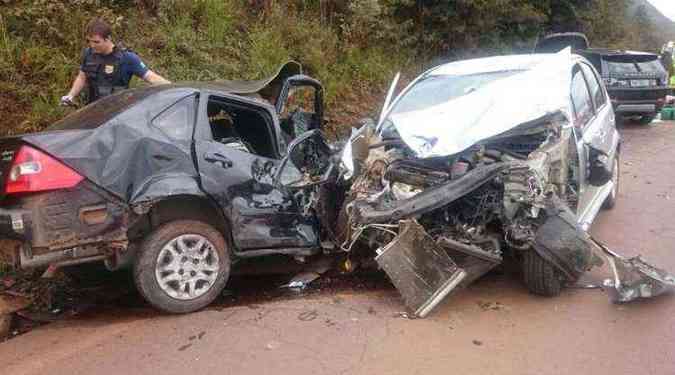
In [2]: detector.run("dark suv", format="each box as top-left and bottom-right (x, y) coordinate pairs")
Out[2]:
(535, 33), (670, 124)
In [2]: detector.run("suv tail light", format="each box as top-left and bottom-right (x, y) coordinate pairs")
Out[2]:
(5, 145), (84, 194)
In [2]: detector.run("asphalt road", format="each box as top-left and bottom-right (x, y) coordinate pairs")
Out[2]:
(1, 120), (675, 375)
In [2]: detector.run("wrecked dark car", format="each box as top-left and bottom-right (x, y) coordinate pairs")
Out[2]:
(0, 62), (331, 313)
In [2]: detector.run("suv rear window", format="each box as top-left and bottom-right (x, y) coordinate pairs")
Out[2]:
(606, 61), (639, 74)
(604, 55), (665, 75)
(635, 60), (664, 72)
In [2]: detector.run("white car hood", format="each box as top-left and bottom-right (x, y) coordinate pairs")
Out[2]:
(386, 49), (574, 158)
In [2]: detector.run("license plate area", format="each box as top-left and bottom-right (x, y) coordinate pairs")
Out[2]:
(630, 79), (651, 87)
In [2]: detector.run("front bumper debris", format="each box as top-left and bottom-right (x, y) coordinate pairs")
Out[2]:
(375, 220), (466, 318)
(592, 239), (675, 303)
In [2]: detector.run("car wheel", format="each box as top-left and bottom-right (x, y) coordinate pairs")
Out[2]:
(602, 155), (619, 210)
(638, 114), (656, 125)
(522, 251), (562, 297)
(133, 220), (230, 314)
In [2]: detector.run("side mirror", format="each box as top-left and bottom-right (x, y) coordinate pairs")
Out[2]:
(275, 130), (334, 189)
(587, 146), (612, 186)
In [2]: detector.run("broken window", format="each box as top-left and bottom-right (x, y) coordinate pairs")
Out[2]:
(279, 85), (319, 141)
(206, 97), (277, 159)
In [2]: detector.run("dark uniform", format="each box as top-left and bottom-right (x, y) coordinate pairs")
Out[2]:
(80, 46), (149, 103)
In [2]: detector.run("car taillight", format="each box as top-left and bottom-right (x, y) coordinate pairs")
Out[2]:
(5, 145), (84, 194)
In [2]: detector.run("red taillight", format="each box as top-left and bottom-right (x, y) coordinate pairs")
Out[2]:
(5, 145), (84, 194)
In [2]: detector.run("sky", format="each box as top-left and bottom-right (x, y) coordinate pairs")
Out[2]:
(648, 0), (675, 21)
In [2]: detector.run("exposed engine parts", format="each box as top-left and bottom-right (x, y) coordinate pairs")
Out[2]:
(335, 118), (674, 317)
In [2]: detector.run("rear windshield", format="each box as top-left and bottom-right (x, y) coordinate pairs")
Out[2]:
(49, 87), (160, 131)
(604, 55), (665, 75)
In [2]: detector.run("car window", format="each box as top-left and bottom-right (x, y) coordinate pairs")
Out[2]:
(570, 67), (594, 128)
(635, 59), (665, 73)
(152, 95), (196, 141)
(606, 60), (639, 74)
(206, 97), (278, 159)
(279, 85), (319, 141)
(580, 63), (606, 109)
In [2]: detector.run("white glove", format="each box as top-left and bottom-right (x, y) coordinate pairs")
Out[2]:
(60, 94), (74, 106)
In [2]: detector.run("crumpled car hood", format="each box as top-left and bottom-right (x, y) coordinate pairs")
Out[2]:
(386, 49), (574, 158)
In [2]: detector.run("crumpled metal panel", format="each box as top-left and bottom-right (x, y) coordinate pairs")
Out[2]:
(592, 239), (675, 303)
(375, 220), (466, 318)
(383, 49), (574, 158)
(22, 88), (198, 205)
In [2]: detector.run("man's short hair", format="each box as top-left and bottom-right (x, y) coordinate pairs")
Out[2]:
(85, 18), (112, 39)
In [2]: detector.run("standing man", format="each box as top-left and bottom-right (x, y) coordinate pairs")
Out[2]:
(61, 18), (170, 105)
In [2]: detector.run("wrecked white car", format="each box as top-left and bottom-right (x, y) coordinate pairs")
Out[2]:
(278, 49), (675, 317)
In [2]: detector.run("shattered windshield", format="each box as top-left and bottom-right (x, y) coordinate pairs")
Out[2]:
(389, 70), (521, 115)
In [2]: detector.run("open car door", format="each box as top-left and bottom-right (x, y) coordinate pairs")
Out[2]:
(276, 75), (324, 140)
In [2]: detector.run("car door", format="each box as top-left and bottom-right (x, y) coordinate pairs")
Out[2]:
(571, 62), (619, 228)
(193, 92), (319, 252)
(275, 75), (324, 140)
(579, 62), (618, 159)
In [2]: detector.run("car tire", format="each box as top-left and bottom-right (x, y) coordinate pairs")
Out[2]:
(133, 220), (230, 314)
(602, 155), (619, 210)
(522, 251), (562, 297)
(638, 114), (656, 125)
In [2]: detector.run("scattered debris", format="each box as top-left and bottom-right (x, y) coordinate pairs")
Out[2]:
(477, 301), (510, 311)
(593, 239), (675, 303)
(298, 310), (318, 321)
(472, 340), (483, 346)
(265, 341), (281, 350)
(375, 220), (466, 318)
(280, 272), (321, 290)
(0, 293), (30, 338)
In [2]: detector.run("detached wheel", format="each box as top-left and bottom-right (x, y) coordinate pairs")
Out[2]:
(133, 220), (230, 313)
(602, 155), (619, 210)
(638, 114), (655, 125)
(522, 251), (562, 297)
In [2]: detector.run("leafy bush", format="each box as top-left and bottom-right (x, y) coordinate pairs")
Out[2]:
(0, 0), (666, 136)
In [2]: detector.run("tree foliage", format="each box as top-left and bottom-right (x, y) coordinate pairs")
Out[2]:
(0, 0), (667, 136)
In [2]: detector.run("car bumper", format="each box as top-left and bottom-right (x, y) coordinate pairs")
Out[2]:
(609, 87), (670, 114)
(613, 102), (657, 114)
(0, 183), (130, 269)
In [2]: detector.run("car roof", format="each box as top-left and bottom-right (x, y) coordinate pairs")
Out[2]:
(581, 48), (659, 58)
(427, 52), (582, 77)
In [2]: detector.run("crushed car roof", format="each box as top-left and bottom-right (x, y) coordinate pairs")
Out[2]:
(383, 48), (574, 158)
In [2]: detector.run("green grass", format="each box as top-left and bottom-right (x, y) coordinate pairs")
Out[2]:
(0, 1), (416, 136)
